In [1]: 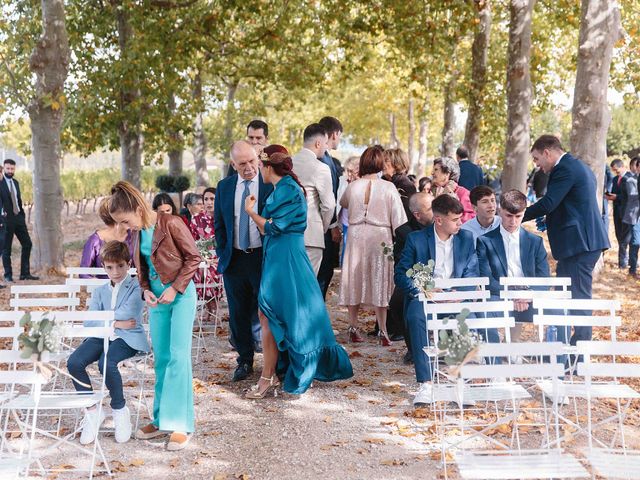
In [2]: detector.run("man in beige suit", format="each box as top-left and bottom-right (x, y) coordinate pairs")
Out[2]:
(292, 123), (336, 274)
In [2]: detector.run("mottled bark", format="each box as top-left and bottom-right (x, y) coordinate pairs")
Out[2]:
(167, 93), (183, 177)
(389, 112), (399, 148)
(223, 79), (239, 159)
(192, 72), (209, 187)
(407, 97), (415, 169)
(417, 96), (429, 176)
(463, 0), (492, 162)
(441, 77), (456, 158)
(28, 0), (69, 274)
(502, 0), (536, 193)
(570, 0), (623, 201)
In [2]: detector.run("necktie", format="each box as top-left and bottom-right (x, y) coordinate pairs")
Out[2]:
(8, 180), (19, 215)
(239, 180), (251, 250)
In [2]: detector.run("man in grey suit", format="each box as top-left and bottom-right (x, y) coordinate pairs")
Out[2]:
(291, 123), (336, 274)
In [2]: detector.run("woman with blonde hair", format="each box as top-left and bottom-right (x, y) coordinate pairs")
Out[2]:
(108, 181), (201, 451)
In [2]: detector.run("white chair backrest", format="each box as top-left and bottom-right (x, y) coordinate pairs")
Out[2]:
(66, 267), (137, 278)
(11, 285), (80, 295)
(0, 311), (26, 325)
(459, 342), (566, 380)
(10, 285), (81, 310)
(499, 276), (572, 300)
(10, 297), (80, 310)
(425, 300), (516, 343)
(532, 299), (621, 341)
(433, 277), (490, 290)
(577, 341), (640, 378)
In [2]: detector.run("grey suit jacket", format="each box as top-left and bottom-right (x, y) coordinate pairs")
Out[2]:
(623, 174), (640, 225)
(291, 148), (336, 248)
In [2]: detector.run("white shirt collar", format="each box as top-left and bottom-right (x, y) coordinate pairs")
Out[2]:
(435, 230), (453, 246)
(499, 225), (520, 242)
(110, 275), (128, 290)
(554, 152), (567, 168)
(236, 174), (258, 187)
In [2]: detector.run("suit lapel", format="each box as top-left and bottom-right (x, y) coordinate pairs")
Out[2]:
(114, 275), (133, 310)
(489, 229), (508, 274)
(425, 225), (436, 263)
(518, 229), (532, 276)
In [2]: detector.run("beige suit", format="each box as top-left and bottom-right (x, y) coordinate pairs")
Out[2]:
(292, 148), (336, 274)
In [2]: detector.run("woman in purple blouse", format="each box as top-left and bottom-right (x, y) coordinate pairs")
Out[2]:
(80, 199), (134, 275)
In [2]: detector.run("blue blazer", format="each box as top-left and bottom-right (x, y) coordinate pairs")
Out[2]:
(394, 224), (479, 298)
(476, 227), (550, 298)
(458, 159), (484, 191)
(523, 153), (610, 260)
(85, 275), (149, 353)
(213, 173), (273, 274)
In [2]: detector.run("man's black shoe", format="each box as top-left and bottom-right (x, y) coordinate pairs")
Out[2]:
(402, 352), (414, 365)
(390, 334), (405, 342)
(232, 363), (253, 382)
(4, 276), (13, 283)
(0, 284), (5, 289)
(20, 275), (39, 281)
(254, 341), (263, 353)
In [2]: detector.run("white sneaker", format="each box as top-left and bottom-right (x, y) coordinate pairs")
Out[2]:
(542, 389), (570, 406)
(413, 382), (434, 406)
(112, 406), (132, 443)
(79, 408), (106, 445)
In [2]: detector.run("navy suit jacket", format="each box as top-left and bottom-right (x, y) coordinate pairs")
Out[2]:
(394, 224), (479, 299)
(611, 171), (633, 214)
(458, 159), (484, 191)
(523, 153), (610, 260)
(213, 173), (273, 274)
(476, 227), (550, 298)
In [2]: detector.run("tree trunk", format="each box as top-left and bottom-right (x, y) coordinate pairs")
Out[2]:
(502, 0), (536, 193)
(223, 79), (239, 160)
(570, 0), (623, 200)
(441, 77), (456, 158)
(407, 97), (415, 170)
(167, 93), (183, 177)
(192, 71), (209, 188)
(389, 112), (400, 148)
(463, 0), (492, 163)
(117, 7), (142, 188)
(417, 96), (429, 176)
(28, 0), (69, 274)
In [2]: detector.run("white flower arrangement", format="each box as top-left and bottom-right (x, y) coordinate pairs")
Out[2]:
(18, 312), (63, 361)
(195, 237), (217, 263)
(405, 260), (436, 295)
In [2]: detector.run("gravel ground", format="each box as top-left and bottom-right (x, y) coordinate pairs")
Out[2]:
(3, 211), (640, 480)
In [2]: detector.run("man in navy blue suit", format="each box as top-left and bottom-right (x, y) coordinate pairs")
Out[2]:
(523, 135), (609, 348)
(456, 145), (484, 191)
(395, 194), (479, 405)
(477, 189), (550, 342)
(214, 141), (273, 382)
(606, 158), (634, 268)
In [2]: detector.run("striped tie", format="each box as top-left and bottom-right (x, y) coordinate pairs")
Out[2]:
(239, 180), (251, 250)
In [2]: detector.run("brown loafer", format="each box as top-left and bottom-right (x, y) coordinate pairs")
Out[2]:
(135, 423), (165, 440)
(167, 431), (191, 451)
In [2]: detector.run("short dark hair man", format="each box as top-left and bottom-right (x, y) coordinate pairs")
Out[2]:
(461, 185), (501, 243)
(1, 159), (38, 282)
(316, 116), (344, 299)
(606, 158), (633, 269)
(246, 120), (268, 148)
(524, 134), (609, 352)
(456, 145), (484, 191)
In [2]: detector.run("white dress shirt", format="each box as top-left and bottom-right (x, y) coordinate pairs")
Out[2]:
(434, 231), (454, 279)
(109, 277), (126, 340)
(233, 174), (261, 250)
(500, 226), (524, 277)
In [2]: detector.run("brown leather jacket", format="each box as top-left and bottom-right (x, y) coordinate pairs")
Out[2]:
(133, 212), (202, 294)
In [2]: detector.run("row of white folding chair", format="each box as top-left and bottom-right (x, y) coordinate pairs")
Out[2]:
(9, 285), (80, 311)
(0, 311), (114, 479)
(66, 267), (138, 296)
(434, 342), (592, 480)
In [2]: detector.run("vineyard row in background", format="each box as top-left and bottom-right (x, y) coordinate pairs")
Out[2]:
(14, 167), (222, 217)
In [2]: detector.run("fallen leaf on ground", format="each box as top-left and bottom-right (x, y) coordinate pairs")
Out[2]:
(129, 458), (144, 467)
(364, 437), (387, 445)
(380, 458), (406, 466)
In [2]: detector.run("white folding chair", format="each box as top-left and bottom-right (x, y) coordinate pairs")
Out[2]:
(447, 342), (589, 480)
(578, 341), (640, 478)
(66, 267), (137, 278)
(0, 311), (114, 479)
(10, 285), (80, 311)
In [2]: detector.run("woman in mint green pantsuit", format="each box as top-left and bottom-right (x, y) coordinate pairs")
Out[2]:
(244, 147), (353, 399)
(109, 181), (201, 451)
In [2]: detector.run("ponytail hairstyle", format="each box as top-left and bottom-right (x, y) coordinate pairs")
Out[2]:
(261, 145), (306, 197)
(109, 181), (154, 228)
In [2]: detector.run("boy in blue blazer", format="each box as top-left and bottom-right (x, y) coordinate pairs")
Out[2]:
(67, 241), (150, 445)
(477, 189), (550, 341)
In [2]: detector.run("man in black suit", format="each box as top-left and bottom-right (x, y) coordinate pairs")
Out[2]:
(0, 165), (6, 288)
(606, 158), (634, 268)
(456, 145), (484, 191)
(0, 159), (38, 282)
(316, 116), (344, 299)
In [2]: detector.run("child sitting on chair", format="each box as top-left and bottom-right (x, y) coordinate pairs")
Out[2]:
(67, 240), (150, 444)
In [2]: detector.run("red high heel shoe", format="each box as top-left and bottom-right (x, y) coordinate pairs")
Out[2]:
(348, 327), (364, 343)
(378, 332), (392, 347)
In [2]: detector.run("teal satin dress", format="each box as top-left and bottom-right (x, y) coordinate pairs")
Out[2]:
(259, 175), (353, 394)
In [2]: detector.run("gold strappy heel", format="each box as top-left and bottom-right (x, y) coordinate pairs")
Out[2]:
(245, 375), (280, 399)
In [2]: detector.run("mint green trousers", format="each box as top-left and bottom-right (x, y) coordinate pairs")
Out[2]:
(149, 280), (196, 433)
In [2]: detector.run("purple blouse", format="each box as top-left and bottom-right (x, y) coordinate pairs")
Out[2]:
(80, 230), (134, 277)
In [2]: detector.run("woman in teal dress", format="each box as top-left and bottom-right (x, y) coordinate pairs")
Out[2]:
(243, 146), (353, 398)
